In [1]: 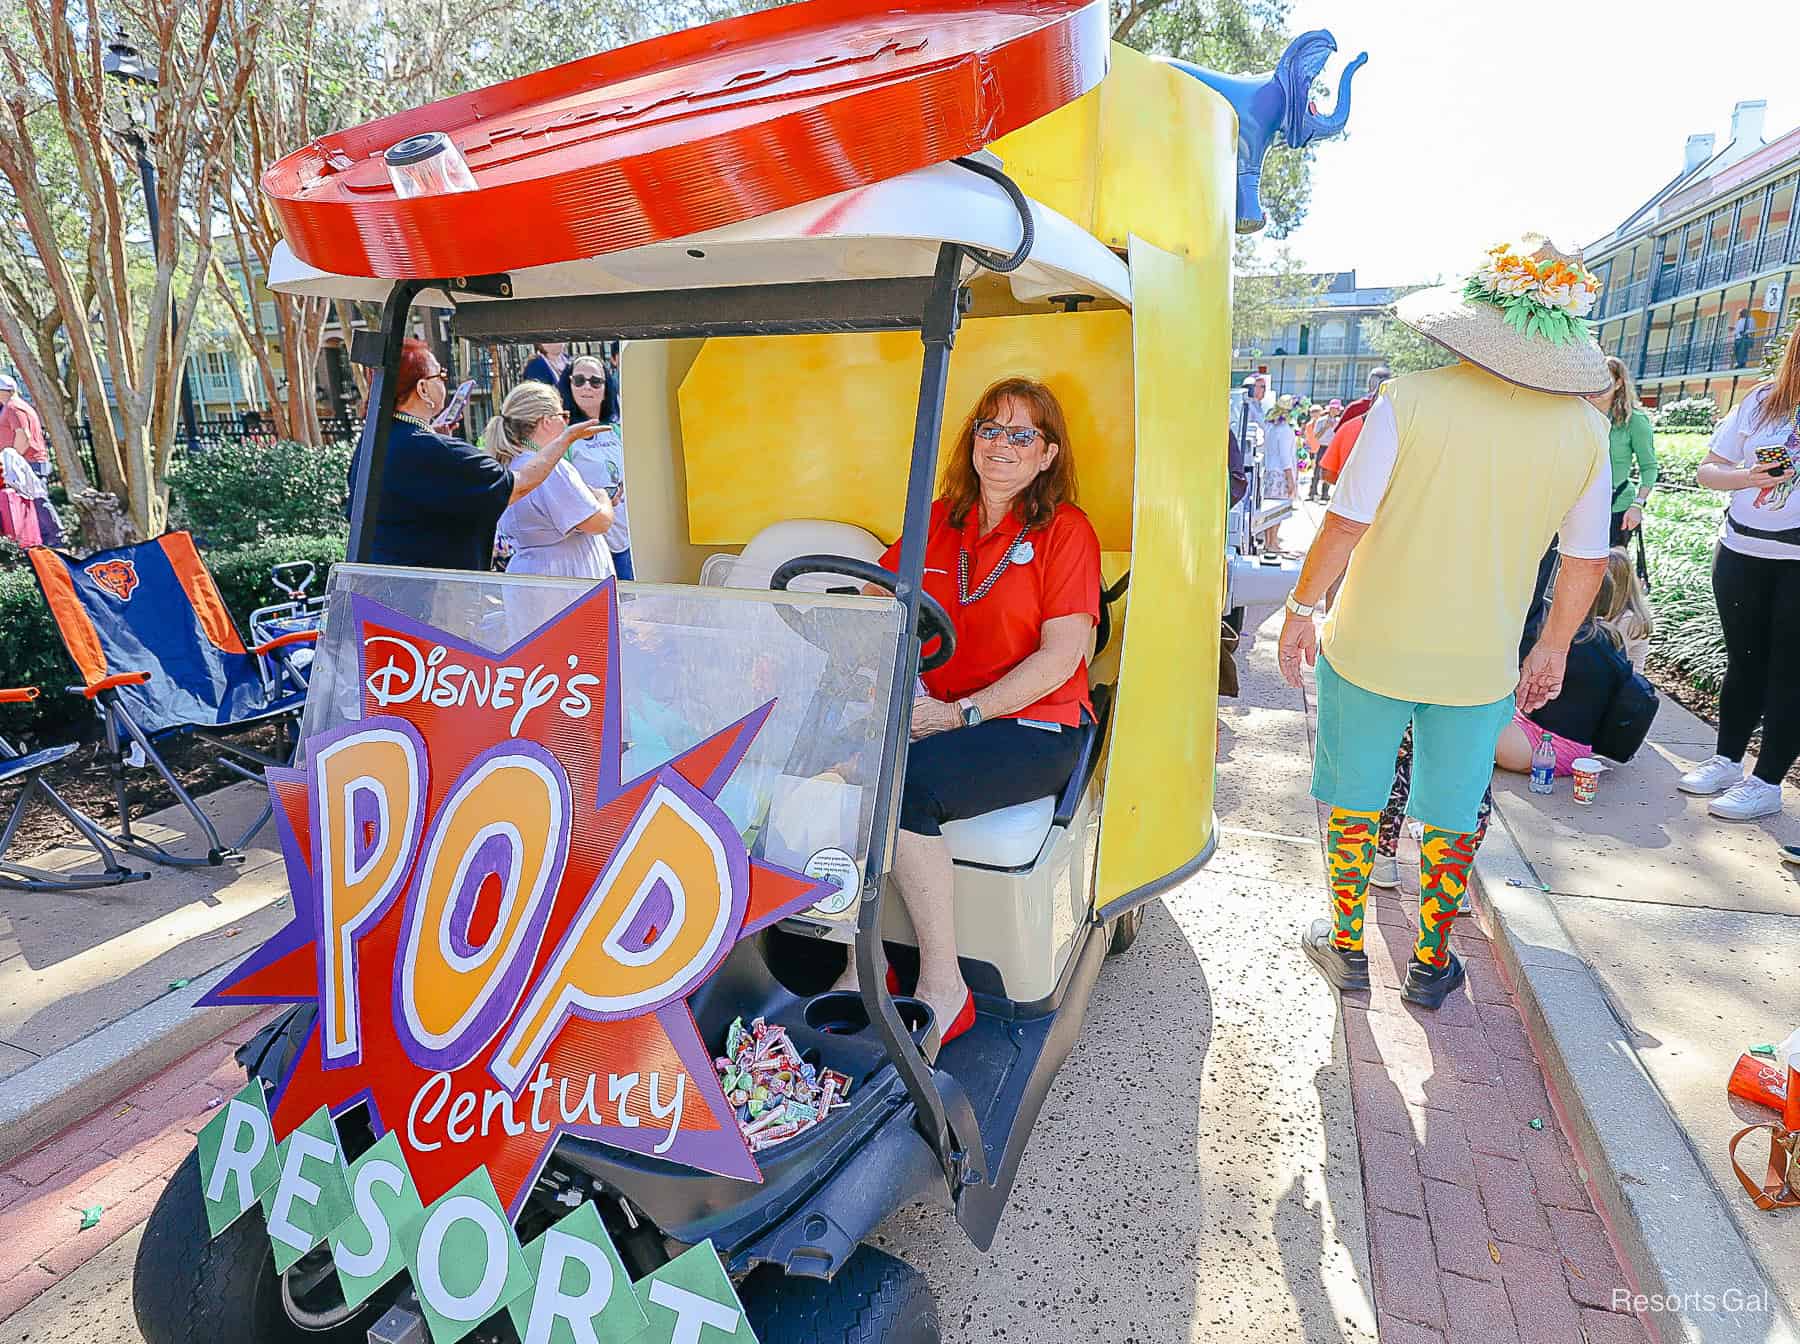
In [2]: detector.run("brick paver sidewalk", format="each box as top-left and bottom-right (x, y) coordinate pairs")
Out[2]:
(1343, 844), (1652, 1344)
(0, 1011), (275, 1323)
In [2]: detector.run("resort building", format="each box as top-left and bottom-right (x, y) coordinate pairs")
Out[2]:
(1230, 271), (1422, 404)
(1585, 99), (1800, 410)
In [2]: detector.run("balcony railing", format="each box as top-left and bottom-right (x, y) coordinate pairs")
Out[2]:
(1609, 277), (1649, 314)
(1727, 241), (1760, 282)
(1758, 223), (1794, 270)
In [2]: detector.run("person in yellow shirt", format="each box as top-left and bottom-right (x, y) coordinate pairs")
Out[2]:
(1276, 236), (1614, 1010)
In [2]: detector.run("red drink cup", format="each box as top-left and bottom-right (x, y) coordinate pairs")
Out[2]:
(1571, 757), (1602, 805)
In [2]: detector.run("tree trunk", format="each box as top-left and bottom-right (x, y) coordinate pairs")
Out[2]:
(71, 487), (136, 551)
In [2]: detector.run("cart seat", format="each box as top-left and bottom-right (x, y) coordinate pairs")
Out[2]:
(942, 794), (1056, 868)
(704, 519), (886, 592)
(940, 691), (1106, 870)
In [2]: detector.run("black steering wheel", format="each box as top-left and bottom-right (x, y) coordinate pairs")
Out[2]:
(770, 554), (957, 673)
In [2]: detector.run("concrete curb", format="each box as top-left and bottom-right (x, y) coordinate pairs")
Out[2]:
(1470, 821), (1800, 1344)
(0, 959), (256, 1167)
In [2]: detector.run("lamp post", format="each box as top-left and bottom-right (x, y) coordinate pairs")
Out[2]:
(102, 32), (201, 454)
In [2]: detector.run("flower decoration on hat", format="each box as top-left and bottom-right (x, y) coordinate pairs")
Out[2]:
(1463, 237), (1602, 346)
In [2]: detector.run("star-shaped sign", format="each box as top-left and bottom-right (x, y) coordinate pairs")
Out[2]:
(205, 581), (830, 1214)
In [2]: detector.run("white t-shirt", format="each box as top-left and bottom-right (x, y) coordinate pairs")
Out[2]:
(1329, 394), (1613, 558)
(566, 425), (632, 554)
(0, 446), (45, 500)
(1709, 386), (1800, 561)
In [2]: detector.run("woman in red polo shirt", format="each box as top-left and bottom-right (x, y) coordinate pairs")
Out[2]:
(865, 377), (1101, 1044)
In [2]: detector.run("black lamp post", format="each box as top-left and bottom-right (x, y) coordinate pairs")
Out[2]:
(102, 32), (201, 454)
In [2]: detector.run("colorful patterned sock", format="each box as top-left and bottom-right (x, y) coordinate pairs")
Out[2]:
(1326, 807), (1381, 952)
(1416, 826), (1479, 967)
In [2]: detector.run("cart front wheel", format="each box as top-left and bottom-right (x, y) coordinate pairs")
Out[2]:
(1106, 903), (1145, 955)
(738, 1245), (940, 1344)
(133, 1150), (378, 1344)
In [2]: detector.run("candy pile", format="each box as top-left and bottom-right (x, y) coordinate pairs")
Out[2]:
(715, 1017), (851, 1152)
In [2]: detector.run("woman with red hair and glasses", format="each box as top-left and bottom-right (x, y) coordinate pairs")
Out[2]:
(846, 377), (1100, 1044)
(351, 338), (594, 570)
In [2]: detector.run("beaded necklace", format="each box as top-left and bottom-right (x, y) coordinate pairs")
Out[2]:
(955, 514), (1029, 606)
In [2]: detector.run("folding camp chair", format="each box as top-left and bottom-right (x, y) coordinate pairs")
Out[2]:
(27, 532), (317, 867)
(0, 687), (147, 891)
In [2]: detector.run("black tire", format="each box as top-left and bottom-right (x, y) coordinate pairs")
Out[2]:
(133, 1150), (380, 1344)
(1106, 904), (1144, 956)
(738, 1245), (939, 1344)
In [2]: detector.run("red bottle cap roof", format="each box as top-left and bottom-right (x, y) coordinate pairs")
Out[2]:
(263, 0), (1109, 280)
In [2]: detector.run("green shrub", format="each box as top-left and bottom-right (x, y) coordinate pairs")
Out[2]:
(0, 532), (346, 745)
(1651, 433), (1711, 490)
(1641, 488), (1726, 695)
(0, 564), (88, 743)
(1651, 397), (1718, 432)
(207, 533), (347, 624)
(168, 438), (351, 550)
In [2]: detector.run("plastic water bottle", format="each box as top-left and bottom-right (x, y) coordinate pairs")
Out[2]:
(1530, 732), (1556, 795)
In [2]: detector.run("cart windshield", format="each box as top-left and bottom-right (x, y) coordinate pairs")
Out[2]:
(300, 565), (903, 909)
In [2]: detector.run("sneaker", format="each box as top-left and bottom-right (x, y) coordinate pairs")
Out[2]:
(1780, 845), (1800, 868)
(1402, 951), (1466, 1010)
(1369, 854), (1401, 890)
(1709, 777), (1784, 821)
(1300, 919), (1370, 992)
(1678, 754), (1745, 796)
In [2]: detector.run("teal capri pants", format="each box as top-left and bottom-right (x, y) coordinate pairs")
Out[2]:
(1311, 654), (1514, 834)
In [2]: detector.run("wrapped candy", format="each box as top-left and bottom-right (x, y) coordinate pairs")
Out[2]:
(713, 1016), (852, 1151)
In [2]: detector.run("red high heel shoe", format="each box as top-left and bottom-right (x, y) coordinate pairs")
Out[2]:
(882, 966), (973, 1045)
(940, 990), (976, 1046)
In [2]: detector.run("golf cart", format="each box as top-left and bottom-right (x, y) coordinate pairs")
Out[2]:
(128, 4), (1357, 1339)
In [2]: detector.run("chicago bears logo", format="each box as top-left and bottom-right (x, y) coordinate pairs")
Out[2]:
(85, 559), (139, 601)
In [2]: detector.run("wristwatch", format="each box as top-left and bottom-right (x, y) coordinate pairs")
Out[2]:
(959, 698), (983, 728)
(1285, 592), (1321, 619)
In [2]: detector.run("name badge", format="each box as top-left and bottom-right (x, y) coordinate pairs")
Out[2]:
(1009, 540), (1035, 565)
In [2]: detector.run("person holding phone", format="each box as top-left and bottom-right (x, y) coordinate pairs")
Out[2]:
(351, 339), (591, 572)
(1678, 332), (1800, 820)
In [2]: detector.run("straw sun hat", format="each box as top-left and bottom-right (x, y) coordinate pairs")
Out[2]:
(1396, 235), (1609, 395)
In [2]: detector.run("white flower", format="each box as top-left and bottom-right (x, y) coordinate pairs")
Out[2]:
(1494, 267), (1537, 300)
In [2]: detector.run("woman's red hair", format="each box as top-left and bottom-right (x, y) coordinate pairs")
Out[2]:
(395, 337), (438, 407)
(940, 378), (1077, 530)
(1756, 324), (1800, 430)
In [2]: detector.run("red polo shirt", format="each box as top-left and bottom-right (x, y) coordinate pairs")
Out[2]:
(880, 499), (1101, 726)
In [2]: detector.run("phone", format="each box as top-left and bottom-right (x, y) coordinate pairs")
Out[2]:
(432, 379), (475, 430)
(1754, 445), (1794, 476)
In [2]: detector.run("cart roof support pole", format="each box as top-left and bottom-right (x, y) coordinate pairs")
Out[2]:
(856, 245), (986, 1202)
(348, 280), (427, 564)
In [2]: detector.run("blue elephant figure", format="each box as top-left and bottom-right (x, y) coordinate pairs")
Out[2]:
(1167, 29), (1366, 235)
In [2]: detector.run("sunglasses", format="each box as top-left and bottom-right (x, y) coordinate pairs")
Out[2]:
(974, 421), (1045, 447)
(570, 374), (607, 388)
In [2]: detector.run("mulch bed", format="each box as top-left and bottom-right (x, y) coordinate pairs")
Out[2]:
(2, 724), (287, 859)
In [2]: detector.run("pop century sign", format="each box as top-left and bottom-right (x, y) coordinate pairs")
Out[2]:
(194, 582), (829, 1341)
(196, 1080), (755, 1344)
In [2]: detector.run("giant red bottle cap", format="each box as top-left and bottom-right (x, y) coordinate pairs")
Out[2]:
(264, 0), (1109, 280)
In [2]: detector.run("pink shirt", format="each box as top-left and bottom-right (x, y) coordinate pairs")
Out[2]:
(0, 398), (46, 464)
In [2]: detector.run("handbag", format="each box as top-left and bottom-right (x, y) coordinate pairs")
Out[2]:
(1592, 668), (1658, 763)
(1733, 1124), (1800, 1211)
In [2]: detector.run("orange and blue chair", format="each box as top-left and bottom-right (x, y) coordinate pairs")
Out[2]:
(26, 532), (317, 867)
(0, 686), (148, 891)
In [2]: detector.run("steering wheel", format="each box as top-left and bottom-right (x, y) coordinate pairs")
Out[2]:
(770, 554), (957, 673)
